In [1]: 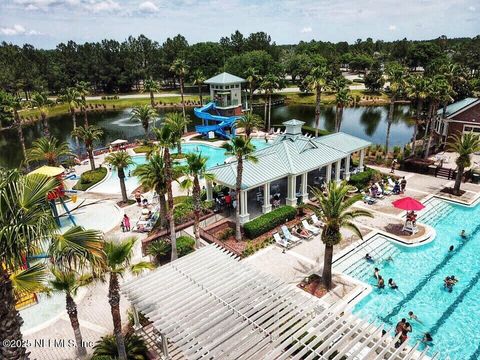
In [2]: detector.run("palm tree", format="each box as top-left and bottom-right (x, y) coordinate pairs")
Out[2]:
(72, 125), (104, 171)
(424, 75), (453, 159)
(153, 125), (178, 260)
(27, 136), (73, 166)
(165, 111), (190, 153)
(170, 59), (189, 120)
(133, 152), (184, 230)
(329, 76), (348, 93)
(76, 81), (91, 126)
(59, 87), (81, 136)
(260, 74), (282, 131)
(245, 67), (259, 109)
(237, 112), (263, 138)
(105, 151), (134, 203)
(304, 66), (329, 137)
(0, 170), (104, 359)
(405, 74), (428, 155)
(192, 70), (206, 106)
(180, 153), (214, 247)
(334, 88), (352, 132)
(143, 78), (160, 108)
(30, 92), (54, 137)
(222, 137), (258, 241)
(448, 132), (480, 195)
(384, 62), (406, 152)
(130, 105), (157, 138)
(307, 182), (372, 290)
(3, 94), (29, 170)
(49, 268), (93, 357)
(103, 237), (153, 360)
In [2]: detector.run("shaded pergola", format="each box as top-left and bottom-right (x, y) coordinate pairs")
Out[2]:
(206, 120), (371, 223)
(122, 245), (433, 360)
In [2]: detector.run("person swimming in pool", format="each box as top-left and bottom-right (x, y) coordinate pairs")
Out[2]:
(373, 267), (380, 280)
(365, 253), (374, 262)
(422, 332), (433, 343)
(449, 245), (454, 252)
(408, 311), (424, 324)
(377, 276), (385, 289)
(388, 278), (398, 289)
(460, 230), (468, 239)
(444, 276), (456, 292)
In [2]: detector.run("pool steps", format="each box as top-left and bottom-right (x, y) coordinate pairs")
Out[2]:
(417, 198), (454, 226)
(334, 235), (399, 280)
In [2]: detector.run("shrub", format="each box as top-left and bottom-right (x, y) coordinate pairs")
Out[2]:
(243, 206), (296, 239)
(176, 235), (195, 256)
(242, 237), (275, 257)
(73, 167), (107, 191)
(147, 236), (195, 263)
(133, 145), (154, 154)
(218, 227), (235, 241)
(348, 167), (379, 190)
(92, 333), (148, 360)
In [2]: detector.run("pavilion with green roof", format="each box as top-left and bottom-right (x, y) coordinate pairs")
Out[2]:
(206, 119), (371, 223)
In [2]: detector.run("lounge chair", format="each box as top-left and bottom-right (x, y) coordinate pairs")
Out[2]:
(387, 177), (396, 188)
(310, 214), (324, 228)
(376, 182), (392, 196)
(281, 225), (301, 243)
(302, 219), (320, 235)
(273, 232), (290, 248)
(361, 192), (377, 205)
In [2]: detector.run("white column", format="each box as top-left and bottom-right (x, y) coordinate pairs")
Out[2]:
(262, 182), (272, 213)
(335, 159), (341, 183)
(359, 149), (365, 172)
(206, 181), (213, 201)
(301, 172), (308, 203)
(239, 190), (250, 224)
(326, 164), (332, 183)
(286, 175), (297, 206)
(160, 333), (170, 359)
(344, 155), (351, 181)
(132, 306), (142, 331)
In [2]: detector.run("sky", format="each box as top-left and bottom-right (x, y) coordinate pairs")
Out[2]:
(0, 0), (479, 48)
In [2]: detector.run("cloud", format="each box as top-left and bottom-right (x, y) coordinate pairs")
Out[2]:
(388, 25), (397, 31)
(301, 26), (312, 33)
(85, 0), (121, 13)
(139, 1), (159, 13)
(468, 6), (475, 11)
(0, 24), (42, 36)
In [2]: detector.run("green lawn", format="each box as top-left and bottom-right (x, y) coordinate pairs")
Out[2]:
(280, 90), (390, 105)
(19, 95), (202, 119)
(72, 167), (107, 191)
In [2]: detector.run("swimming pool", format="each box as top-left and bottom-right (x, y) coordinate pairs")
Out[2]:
(89, 139), (271, 194)
(348, 198), (480, 359)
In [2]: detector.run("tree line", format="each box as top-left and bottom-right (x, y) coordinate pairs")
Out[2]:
(1, 31), (479, 98)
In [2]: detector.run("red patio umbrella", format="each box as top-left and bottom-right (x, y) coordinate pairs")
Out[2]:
(392, 197), (425, 211)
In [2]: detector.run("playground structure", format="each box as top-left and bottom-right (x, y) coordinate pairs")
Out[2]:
(13, 166), (79, 310)
(194, 72), (248, 139)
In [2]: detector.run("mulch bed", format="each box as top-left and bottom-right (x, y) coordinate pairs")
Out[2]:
(440, 187), (466, 196)
(298, 274), (333, 298)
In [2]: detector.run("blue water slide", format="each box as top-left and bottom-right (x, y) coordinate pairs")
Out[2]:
(194, 102), (240, 139)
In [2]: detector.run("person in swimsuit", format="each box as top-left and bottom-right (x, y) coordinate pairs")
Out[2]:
(373, 267), (380, 280)
(365, 253), (374, 262)
(388, 278), (398, 289)
(377, 276), (385, 289)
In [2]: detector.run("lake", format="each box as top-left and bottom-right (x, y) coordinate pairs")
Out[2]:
(0, 104), (414, 169)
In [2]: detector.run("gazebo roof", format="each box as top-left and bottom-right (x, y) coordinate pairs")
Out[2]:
(209, 127), (371, 189)
(122, 245), (428, 359)
(205, 72), (246, 85)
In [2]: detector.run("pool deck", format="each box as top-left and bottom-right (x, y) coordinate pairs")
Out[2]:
(24, 138), (480, 359)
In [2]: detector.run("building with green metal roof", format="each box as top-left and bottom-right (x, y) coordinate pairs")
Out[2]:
(206, 120), (370, 223)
